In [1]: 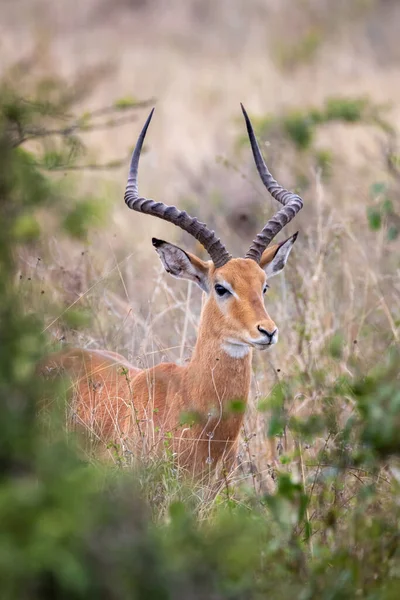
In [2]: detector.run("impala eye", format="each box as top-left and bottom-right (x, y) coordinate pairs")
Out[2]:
(215, 284), (230, 297)
(263, 284), (270, 294)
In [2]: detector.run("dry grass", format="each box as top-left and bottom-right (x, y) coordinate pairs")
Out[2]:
(3, 0), (400, 502)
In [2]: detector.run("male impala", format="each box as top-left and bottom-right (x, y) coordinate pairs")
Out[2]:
(45, 105), (303, 478)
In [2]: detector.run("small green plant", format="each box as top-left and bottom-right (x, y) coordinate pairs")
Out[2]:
(250, 96), (388, 152)
(238, 96), (392, 190)
(1, 65), (400, 599)
(367, 181), (399, 240)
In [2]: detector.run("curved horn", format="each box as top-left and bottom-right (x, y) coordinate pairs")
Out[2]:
(124, 109), (232, 269)
(241, 104), (304, 263)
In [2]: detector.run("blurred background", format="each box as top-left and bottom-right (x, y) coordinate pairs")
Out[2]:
(2, 0), (400, 470)
(1, 1), (400, 597)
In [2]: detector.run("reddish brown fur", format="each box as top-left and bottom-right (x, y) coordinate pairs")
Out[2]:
(43, 349), (140, 442)
(43, 245), (283, 477)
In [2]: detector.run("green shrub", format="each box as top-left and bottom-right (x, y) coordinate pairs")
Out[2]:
(1, 80), (400, 600)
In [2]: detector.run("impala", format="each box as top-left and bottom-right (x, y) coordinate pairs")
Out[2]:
(44, 105), (303, 478)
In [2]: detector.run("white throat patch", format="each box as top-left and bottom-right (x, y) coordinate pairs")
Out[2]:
(221, 342), (250, 359)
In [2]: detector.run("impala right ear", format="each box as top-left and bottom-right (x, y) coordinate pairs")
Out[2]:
(259, 232), (298, 278)
(152, 238), (210, 293)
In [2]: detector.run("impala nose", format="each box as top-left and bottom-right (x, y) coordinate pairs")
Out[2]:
(257, 325), (278, 344)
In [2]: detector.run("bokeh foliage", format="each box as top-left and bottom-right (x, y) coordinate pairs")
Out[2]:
(1, 77), (400, 599)
(240, 97), (400, 241)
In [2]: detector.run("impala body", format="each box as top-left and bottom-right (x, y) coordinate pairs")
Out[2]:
(44, 105), (303, 478)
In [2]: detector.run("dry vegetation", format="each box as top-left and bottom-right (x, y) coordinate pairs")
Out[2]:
(7, 0), (399, 469)
(1, 0), (400, 596)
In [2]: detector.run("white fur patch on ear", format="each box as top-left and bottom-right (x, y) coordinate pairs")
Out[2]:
(263, 233), (297, 279)
(152, 238), (209, 292)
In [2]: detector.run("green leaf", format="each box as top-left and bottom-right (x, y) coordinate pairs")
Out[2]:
(62, 198), (106, 239)
(42, 151), (65, 170)
(324, 96), (367, 122)
(387, 225), (399, 241)
(369, 181), (387, 198)
(114, 96), (139, 110)
(268, 414), (286, 437)
(328, 333), (344, 359)
(382, 198), (393, 214)
(12, 214), (41, 241)
(227, 399), (246, 414)
(178, 410), (201, 426)
(367, 207), (382, 231)
(283, 112), (314, 150)
(169, 501), (186, 522)
(61, 308), (91, 330)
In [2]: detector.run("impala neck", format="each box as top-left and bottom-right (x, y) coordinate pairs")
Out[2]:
(185, 298), (252, 413)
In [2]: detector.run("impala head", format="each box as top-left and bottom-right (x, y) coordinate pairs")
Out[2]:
(124, 104), (304, 357)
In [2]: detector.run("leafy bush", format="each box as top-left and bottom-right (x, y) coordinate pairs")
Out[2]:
(1, 80), (400, 599)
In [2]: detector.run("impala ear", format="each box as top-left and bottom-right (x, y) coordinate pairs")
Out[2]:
(259, 232), (298, 278)
(152, 238), (210, 292)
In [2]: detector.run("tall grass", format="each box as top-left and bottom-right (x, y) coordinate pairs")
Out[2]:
(1, 1), (400, 596)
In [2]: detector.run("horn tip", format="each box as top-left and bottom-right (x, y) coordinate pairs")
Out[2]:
(146, 107), (156, 123)
(292, 231), (299, 242)
(152, 237), (165, 248)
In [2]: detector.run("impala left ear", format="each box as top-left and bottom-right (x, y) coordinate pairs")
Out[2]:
(152, 238), (210, 292)
(259, 232), (298, 278)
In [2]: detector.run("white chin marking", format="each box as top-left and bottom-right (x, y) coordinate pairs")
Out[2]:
(221, 342), (250, 359)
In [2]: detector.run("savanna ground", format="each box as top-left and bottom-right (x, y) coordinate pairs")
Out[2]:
(1, 0), (400, 598)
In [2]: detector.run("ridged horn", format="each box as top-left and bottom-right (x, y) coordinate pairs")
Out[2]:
(241, 104), (303, 263)
(124, 109), (232, 268)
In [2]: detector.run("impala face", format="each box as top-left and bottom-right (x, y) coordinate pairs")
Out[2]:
(211, 258), (278, 357)
(153, 233), (297, 358)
